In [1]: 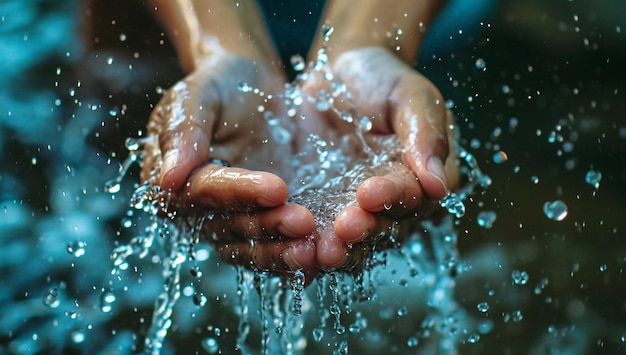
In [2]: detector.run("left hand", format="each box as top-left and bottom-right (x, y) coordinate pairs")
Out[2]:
(296, 46), (460, 271)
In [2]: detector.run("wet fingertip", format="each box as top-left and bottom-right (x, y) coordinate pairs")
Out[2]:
(255, 177), (289, 207)
(159, 148), (182, 189)
(426, 155), (448, 199)
(284, 243), (315, 270)
(356, 176), (393, 212)
(278, 208), (315, 238)
(334, 207), (374, 243)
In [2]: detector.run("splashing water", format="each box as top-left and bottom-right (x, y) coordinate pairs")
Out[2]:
(104, 25), (492, 354)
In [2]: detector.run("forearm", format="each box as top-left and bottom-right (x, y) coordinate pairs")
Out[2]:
(146, 0), (279, 72)
(313, 0), (447, 64)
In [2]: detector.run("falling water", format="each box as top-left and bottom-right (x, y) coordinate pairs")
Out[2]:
(101, 25), (495, 355)
(5, 1), (624, 354)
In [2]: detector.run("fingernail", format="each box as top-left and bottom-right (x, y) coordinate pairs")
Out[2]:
(427, 156), (448, 194)
(160, 148), (181, 183)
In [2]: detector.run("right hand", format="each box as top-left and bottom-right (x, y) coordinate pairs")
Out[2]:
(141, 53), (319, 279)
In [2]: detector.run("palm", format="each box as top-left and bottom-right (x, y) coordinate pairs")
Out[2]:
(290, 47), (459, 271)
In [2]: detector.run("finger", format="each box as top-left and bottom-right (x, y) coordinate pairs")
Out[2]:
(202, 204), (315, 240)
(181, 164), (289, 209)
(314, 227), (349, 271)
(355, 169), (423, 218)
(389, 74), (453, 200)
(149, 81), (216, 192)
(215, 238), (317, 275)
(333, 206), (396, 244)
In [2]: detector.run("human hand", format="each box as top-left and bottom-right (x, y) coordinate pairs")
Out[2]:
(141, 53), (319, 278)
(296, 46), (459, 271)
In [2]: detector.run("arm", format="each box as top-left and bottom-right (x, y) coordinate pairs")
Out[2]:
(312, 0), (447, 64)
(146, 0), (280, 72)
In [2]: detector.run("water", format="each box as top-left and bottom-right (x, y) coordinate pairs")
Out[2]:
(3, 1), (626, 354)
(543, 200), (568, 221)
(477, 211), (497, 229)
(585, 169), (602, 189)
(103, 26), (494, 354)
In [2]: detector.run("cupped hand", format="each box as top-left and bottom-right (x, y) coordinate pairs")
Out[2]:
(141, 53), (318, 277)
(298, 46), (460, 271)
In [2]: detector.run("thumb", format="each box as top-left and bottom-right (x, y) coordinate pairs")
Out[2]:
(390, 75), (451, 200)
(148, 81), (216, 192)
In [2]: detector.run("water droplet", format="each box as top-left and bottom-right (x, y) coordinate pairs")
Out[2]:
(314, 48), (329, 70)
(407, 336), (419, 347)
(599, 264), (607, 272)
(321, 25), (334, 41)
(336, 111), (352, 124)
(397, 307), (408, 317)
(71, 329), (85, 344)
(440, 193), (466, 218)
(467, 333), (481, 343)
(312, 328), (324, 342)
(67, 241), (86, 257)
(315, 91), (332, 111)
(121, 217), (132, 228)
(475, 58), (486, 70)
(290, 54), (306, 72)
(493, 151), (508, 164)
(477, 211), (497, 229)
(531, 176), (539, 184)
(104, 179), (121, 194)
(512, 270), (529, 285)
(543, 200), (568, 221)
(358, 116), (373, 132)
(125, 137), (140, 151)
(100, 291), (116, 313)
(193, 292), (208, 307)
(512, 309), (523, 322)
(190, 266), (203, 278)
(585, 169), (602, 189)
(43, 287), (60, 308)
(478, 320), (494, 334)
(237, 81), (253, 93)
(202, 337), (219, 354)
(119, 33), (127, 42)
(477, 302), (490, 313)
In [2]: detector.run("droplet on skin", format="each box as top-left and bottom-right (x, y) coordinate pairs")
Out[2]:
(237, 81), (252, 93)
(290, 54), (306, 72)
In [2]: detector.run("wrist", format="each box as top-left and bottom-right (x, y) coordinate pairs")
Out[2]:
(313, 0), (447, 64)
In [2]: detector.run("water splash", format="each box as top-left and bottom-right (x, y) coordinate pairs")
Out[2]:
(105, 24), (494, 355)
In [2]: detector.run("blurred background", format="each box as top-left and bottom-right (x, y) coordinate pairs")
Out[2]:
(1, 0), (625, 353)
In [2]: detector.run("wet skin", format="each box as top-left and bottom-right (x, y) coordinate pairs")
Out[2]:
(141, 46), (458, 283)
